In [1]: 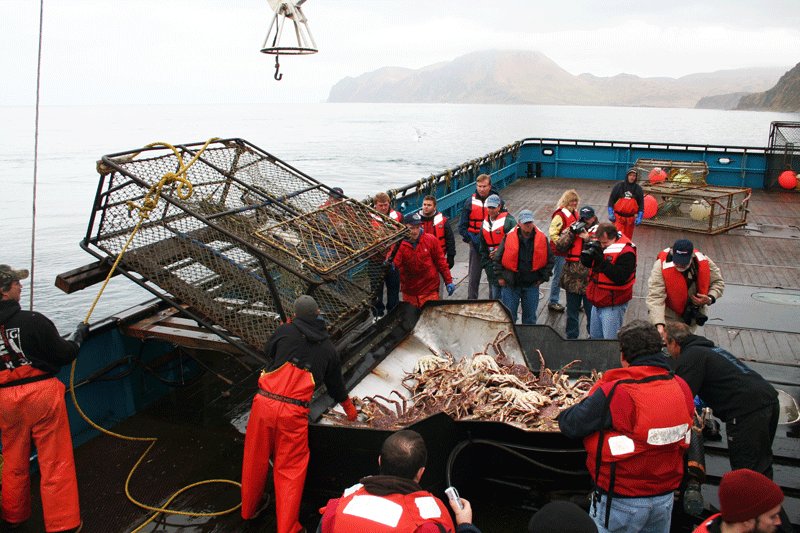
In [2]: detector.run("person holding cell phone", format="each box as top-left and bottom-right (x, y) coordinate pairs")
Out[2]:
(317, 430), (482, 532)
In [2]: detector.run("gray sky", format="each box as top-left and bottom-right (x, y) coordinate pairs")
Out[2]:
(2, 0), (799, 105)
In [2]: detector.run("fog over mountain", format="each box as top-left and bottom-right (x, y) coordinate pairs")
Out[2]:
(328, 50), (791, 110)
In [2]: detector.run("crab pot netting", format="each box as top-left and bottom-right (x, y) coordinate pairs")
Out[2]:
(89, 139), (406, 350)
(640, 182), (751, 235)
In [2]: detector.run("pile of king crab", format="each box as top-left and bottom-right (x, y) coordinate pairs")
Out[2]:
(324, 331), (601, 431)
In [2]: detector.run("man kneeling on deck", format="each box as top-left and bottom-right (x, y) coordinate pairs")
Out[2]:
(318, 430), (481, 532)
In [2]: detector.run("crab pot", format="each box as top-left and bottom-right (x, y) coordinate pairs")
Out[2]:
(634, 158), (709, 186)
(306, 301), (620, 508)
(83, 139), (407, 354)
(640, 182), (751, 234)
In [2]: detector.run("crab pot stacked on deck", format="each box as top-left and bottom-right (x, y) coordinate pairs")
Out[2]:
(83, 138), (407, 353)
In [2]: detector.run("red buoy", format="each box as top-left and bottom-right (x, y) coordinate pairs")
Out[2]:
(778, 170), (798, 190)
(649, 167), (667, 184)
(643, 194), (658, 219)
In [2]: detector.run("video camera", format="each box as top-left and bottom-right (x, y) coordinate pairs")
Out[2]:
(682, 304), (708, 326)
(579, 239), (604, 268)
(569, 220), (588, 235)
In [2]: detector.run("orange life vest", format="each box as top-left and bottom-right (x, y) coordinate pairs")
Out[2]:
(584, 365), (693, 497)
(566, 224), (598, 263)
(586, 234), (636, 307)
(657, 248), (710, 316)
(500, 226), (548, 272)
(551, 207), (577, 256)
(467, 194), (489, 234)
(481, 212), (509, 248)
(422, 212), (448, 251)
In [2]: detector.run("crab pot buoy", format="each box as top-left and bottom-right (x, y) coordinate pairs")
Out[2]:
(690, 200), (712, 221)
(673, 172), (692, 184)
(778, 170), (798, 190)
(643, 194), (658, 219)
(649, 167), (667, 183)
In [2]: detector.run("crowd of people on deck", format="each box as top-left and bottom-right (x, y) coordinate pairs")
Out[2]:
(1, 166), (792, 533)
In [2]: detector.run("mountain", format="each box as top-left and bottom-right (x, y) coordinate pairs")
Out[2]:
(327, 50), (787, 109)
(736, 62), (800, 112)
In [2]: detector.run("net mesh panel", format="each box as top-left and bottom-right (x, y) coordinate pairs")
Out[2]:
(89, 140), (406, 351)
(640, 183), (751, 234)
(767, 122), (800, 190)
(634, 159), (708, 186)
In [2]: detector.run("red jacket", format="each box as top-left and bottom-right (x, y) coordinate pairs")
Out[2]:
(586, 235), (636, 308)
(657, 248), (710, 316)
(392, 232), (452, 296)
(584, 365), (694, 496)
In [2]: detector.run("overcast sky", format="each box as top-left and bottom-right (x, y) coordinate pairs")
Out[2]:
(2, 0), (799, 106)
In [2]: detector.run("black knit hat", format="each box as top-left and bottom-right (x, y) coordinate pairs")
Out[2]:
(528, 501), (597, 533)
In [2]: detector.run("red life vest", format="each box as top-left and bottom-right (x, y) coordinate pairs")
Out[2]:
(481, 212), (509, 249)
(324, 484), (455, 533)
(691, 513), (720, 533)
(657, 248), (711, 316)
(371, 209), (401, 228)
(467, 194), (489, 234)
(551, 207), (577, 256)
(566, 224), (597, 263)
(500, 226), (548, 272)
(422, 212), (448, 252)
(583, 365), (693, 497)
(586, 235), (636, 307)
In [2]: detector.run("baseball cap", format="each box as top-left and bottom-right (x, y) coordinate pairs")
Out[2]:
(517, 210), (535, 224)
(485, 194), (502, 208)
(671, 239), (694, 266)
(330, 187), (344, 199)
(579, 206), (595, 221)
(0, 264), (29, 285)
(403, 212), (422, 226)
(719, 469), (783, 523)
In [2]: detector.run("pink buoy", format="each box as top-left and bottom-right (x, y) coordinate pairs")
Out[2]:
(643, 194), (658, 219)
(648, 167), (667, 184)
(778, 170), (797, 190)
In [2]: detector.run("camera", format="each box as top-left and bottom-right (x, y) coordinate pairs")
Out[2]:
(569, 220), (588, 235)
(682, 304), (708, 326)
(580, 240), (604, 268)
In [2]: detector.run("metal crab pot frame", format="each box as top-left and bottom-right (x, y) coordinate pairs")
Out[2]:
(641, 182), (752, 235)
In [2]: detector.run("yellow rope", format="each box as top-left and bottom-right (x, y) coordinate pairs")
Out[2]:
(70, 138), (243, 530)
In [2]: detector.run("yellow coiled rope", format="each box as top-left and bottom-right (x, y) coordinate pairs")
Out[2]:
(70, 138), (243, 532)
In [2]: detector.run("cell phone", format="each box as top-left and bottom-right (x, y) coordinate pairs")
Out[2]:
(445, 486), (463, 510)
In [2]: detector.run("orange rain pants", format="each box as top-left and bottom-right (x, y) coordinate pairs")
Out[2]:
(402, 291), (439, 308)
(241, 363), (314, 533)
(613, 214), (636, 239)
(0, 377), (80, 532)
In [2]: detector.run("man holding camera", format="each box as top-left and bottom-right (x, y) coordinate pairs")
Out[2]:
(581, 223), (637, 340)
(554, 206), (598, 339)
(646, 239), (724, 340)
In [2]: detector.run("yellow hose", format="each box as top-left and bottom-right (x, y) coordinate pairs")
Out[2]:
(70, 138), (244, 531)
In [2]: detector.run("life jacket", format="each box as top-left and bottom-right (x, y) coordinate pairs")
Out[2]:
(326, 484), (455, 533)
(657, 248), (710, 316)
(501, 226), (548, 272)
(586, 235), (636, 307)
(551, 207), (577, 256)
(583, 366), (692, 500)
(422, 212), (448, 252)
(467, 194), (489, 234)
(566, 224), (598, 263)
(370, 209), (401, 228)
(692, 513), (720, 533)
(481, 212), (509, 249)
(0, 323), (53, 387)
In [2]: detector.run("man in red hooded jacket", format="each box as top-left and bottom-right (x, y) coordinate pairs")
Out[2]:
(393, 213), (455, 308)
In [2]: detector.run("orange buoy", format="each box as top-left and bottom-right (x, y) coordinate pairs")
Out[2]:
(643, 194), (658, 219)
(778, 170), (797, 190)
(649, 167), (667, 183)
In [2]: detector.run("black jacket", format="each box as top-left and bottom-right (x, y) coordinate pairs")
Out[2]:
(607, 179), (644, 212)
(672, 334), (777, 421)
(0, 299), (78, 375)
(263, 316), (348, 403)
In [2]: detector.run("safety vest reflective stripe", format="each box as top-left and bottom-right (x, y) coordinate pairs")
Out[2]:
(658, 248), (711, 315)
(481, 212), (508, 247)
(468, 196), (487, 233)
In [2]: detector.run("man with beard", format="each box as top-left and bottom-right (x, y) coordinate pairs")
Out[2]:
(607, 168), (644, 238)
(692, 469), (784, 533)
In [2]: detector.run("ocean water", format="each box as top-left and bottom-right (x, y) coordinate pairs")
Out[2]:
(2, 103), (797, 331)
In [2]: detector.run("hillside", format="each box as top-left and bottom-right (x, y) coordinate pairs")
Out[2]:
(327, 50), (786, 108)
(736, 62), (800, 112)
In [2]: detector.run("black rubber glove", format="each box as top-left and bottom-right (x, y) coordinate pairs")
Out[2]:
(68, 322), (90, 347)
(447, 256), (455, 269)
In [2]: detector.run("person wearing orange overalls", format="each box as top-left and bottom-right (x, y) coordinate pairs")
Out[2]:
(1, 264), (85, 533)
(240, 295), (357, 533)
(607, 168), (644, 239)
